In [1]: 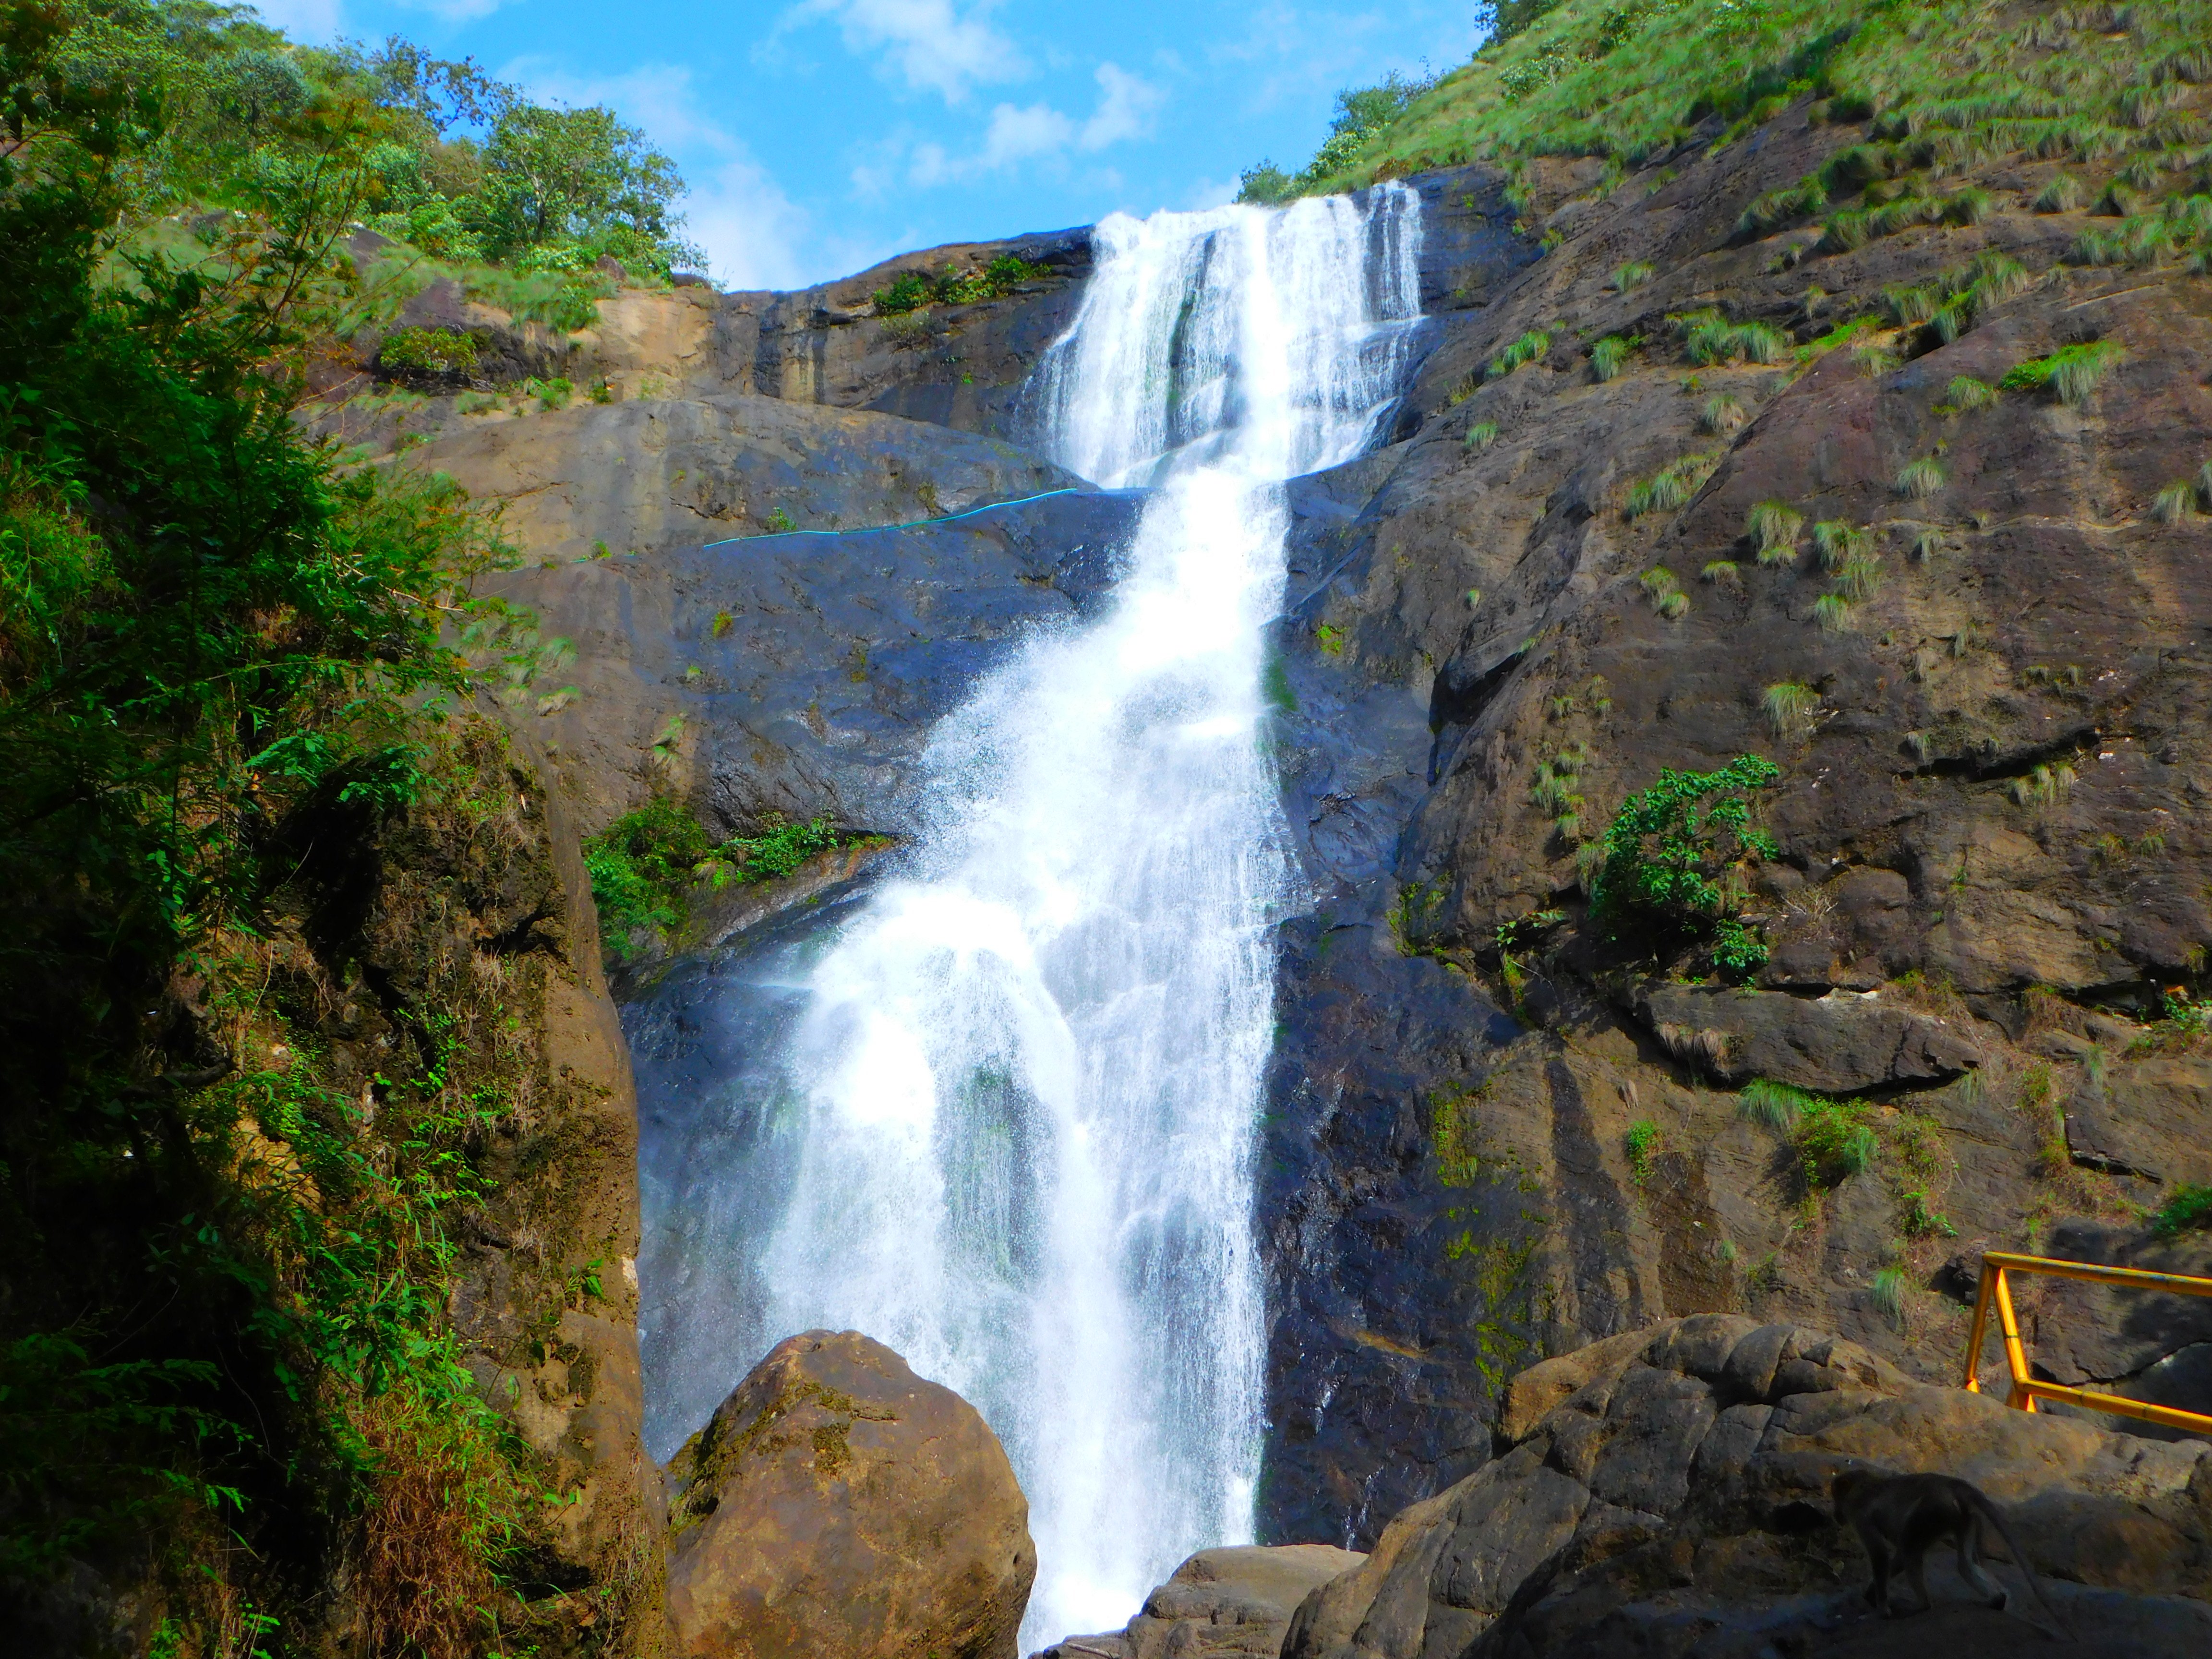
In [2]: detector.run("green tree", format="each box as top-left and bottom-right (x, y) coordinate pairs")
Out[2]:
(476, 99), (699, 272)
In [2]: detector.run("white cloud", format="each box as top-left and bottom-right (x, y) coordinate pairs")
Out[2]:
(247, 0), (345, 44)
(909, 62), (1162, 185)
(784, 0), (1025, 104)
(1081, 63), (1164, 149)
(391, 0), (518, 22)
(496, 59), (821, 288)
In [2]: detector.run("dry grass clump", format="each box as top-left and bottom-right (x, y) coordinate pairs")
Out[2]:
(1747, 500), (1803, 564)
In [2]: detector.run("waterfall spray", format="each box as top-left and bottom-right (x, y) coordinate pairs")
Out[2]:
(637, 186), (1421, 1648)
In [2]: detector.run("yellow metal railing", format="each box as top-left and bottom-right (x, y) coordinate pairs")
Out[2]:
(1961, 1250), (2212, 1435)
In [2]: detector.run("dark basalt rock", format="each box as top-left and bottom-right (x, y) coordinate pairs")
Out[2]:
(1624, 981), (1982, 1093)
(1282, 1316), (2212, 1659)
(490, 485), (1145, 842)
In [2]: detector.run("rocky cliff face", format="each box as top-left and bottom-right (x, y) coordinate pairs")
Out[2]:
(314, 69), (2212, 1629)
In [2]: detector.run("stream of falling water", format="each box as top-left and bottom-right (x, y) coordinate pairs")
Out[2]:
(640, 186), (1420, 1648)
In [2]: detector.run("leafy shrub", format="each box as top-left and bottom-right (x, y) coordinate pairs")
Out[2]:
(584, 798), (845, 959)
(1796, 1096), (1878, 1184)
(873, 271), (935, 315)
(378, 325), (481, 376)
(1237, 160), (1297, 204)
(1589, 754), (1781, 976)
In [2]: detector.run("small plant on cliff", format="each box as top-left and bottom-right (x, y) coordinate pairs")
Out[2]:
(2010, 761), (2077, 811)
(1639, 566), (1689, 618)
(1589, 754), (1781, 978)
(1870, 1267), (1912, 1330)
(2001, 340), (2125, 406)
(1760, 682), (1817, 739)
(1700, 393), (1746, 434)
(1795, 1096), (1879, 1188)
(2035, 173), (2085, 213)
(1625, 1119), (1662, 1184)
(1812, 519), (1871, 570)
(585, 799), (846, 959)
(2153, 481), (2199, 524)
(1590, 334), (1633, 381)
(1465, 420), (1501, 451)
(1944, 375), (1998, 414)
(1747, 501), (1803, 564)
(379, 325), (481, 377)
(1740, 1077), (1815, 1131)
(2152, 1184), (2212, 1237)
(1487, 328), (1552, 380)
(1895, 456), (1947, 499)
(1610, 261), (1655, 292)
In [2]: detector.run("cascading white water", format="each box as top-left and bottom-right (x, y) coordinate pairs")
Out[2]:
(658, 186), (1420, 1647)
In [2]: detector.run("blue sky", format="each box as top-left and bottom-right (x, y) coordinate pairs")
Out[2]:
(254, 0), (1485, 289)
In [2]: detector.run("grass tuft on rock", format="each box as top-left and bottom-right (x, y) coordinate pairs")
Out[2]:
(1591, 335), (1634, 381)
(1760, 682), (1816, 739)
(1895, 456), (1948, 498)
(1748, 501), (1803, 563)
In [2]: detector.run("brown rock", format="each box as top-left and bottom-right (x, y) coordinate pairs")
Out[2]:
(1035, 1545), (1366, 1659)
(666, 1330), (1036, 1659)
(1282, 1316), (2212, 1659)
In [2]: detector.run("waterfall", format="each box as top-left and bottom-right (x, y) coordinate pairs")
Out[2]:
(636, 185), (1421, 1648)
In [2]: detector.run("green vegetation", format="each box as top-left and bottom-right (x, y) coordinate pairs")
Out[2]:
(1739, 1076), (1812, 1131)
(1626, 450), (1719, 517)
(2010, 760), (2077, 810)
(378, 323), (480, 375)
(1870, 1266), (1911, 1329)
(0, 6), (634, 1643)
(1237, 69), (1438, 201)
(1679, 309), (1786, 366)
(2001, 340), (2125, 407)
(1465, 419), (1501, 450)
(1639, 565), (1689, 618)
(1590, 333), (1633, 380)
(1243, 0), (2212, 304)
(1761, 681), (1816, 739)
(1590, 754), (1780, 976)
(2152, 1184), (2212, 1238)
(1943, 374), (1996, 414)
(1625, 1118), (1662, 1183)
(1895, 456), (1945, 498)
(583, 798), (850, 961)
(2153, 481), (2198, 524)
(1812, 519), (1870, 569)
(20, 4), (700, 280)
(871, 253), (1045, 315)
(1747, 499), (1803, 563)
(1487, 327), (1553, 380)
(1702, 558), (1741, 585)
(1610, 259), (1655, 291)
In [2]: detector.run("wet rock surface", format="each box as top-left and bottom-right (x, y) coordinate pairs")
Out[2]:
(665, 1329), (1035, 1659)
(487, 485), (1143, 839)
(1034, 1545), (1367, 1659)
(1281, 1315), (2212, 1659)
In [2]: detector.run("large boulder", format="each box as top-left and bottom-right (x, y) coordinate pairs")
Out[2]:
(665, 1330), (1036, 1659)
(1282, 1315), (2212, 1659)
(1037, 1545), (1367, 1659)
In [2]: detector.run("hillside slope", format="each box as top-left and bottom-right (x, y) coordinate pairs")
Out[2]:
(1251, 0), (2212, 1542)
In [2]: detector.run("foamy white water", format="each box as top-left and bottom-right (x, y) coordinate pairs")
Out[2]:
(704, 188), (1419, 1647)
